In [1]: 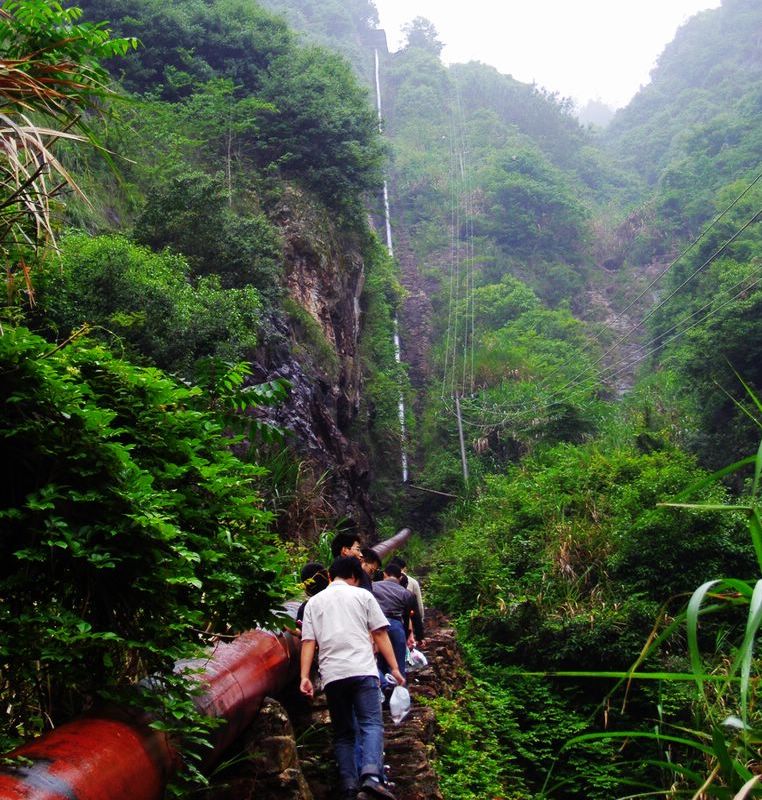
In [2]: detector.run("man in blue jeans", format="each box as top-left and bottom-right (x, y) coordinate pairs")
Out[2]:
(371, 562), (423, 692)
(300, 556), (405, 800)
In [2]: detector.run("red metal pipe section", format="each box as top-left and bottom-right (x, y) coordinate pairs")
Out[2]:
(0, 530), (409, 799)
(0, 715), (174, 800)
(0, 630), (298, 800)
(372, 527), (411, 561)
(180, 628), (299, 766)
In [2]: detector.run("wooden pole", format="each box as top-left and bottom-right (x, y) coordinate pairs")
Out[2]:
(455, 394), (469, 489)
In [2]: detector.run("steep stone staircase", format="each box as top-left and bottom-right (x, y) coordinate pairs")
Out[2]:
(204, 616), (467, 800)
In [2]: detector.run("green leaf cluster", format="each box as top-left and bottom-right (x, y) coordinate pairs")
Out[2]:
(0, 0), (136, 297)
(426, 442), (753, 795)
(419, 298), (603, 493)
(33, 232), (263, 379)
(134, 171), (283, 293)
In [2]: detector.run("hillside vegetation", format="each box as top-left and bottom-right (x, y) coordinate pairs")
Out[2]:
(3, 0), (762, 797)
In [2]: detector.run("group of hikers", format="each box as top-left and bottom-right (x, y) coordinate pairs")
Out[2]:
(296, 531), (425, 800)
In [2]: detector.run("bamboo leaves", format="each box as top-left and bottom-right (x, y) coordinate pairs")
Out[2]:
(0, 0), (135, 300)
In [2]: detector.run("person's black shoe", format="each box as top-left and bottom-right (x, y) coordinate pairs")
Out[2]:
(359, 776), (397, 800)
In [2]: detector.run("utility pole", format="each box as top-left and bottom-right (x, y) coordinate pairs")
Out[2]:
(454, 394), (469, 489)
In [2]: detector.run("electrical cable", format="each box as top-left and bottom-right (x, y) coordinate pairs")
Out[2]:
(452, 201), (762, 425)
(553, 204), (762, 398)
(449, 266), (762, 434)
(527, 169), (762, 395)
(457, 170), (762, 411)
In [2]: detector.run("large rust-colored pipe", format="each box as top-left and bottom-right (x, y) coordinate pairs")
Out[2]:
(0, 530), (410, 799)
(372, 527), (411, 561)
(0, 630), (298, 800)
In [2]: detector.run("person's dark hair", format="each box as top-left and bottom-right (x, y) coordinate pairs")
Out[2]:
(331, 531), (361, 559)
(329, 555), (364, 582)
(388, 555), (407, 570)
(361, 547), (381, 567)
(383, 562), (403, 579)
(300, 562), (329, 597)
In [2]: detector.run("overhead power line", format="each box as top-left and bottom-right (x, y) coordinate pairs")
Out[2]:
(453, 194), (762, 428)
(555, 204), (762, 399)
(451, 266), (762, 435)
(504, 172), (762, 404)
(446, 203), (762, 432)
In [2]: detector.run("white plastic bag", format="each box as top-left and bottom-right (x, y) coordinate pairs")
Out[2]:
(389, 685), (411, 724)
(406, 647), (428, 669)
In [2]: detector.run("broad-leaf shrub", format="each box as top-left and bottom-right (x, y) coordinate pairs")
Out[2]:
(430, 443), (750, 668)
(0, 327), (285, 750)
(427, 442), (752, 797)
(34, 233), (262, 378)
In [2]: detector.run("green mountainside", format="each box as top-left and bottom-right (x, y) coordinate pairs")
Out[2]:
(3, 0), (762, 797)
(605, 0), (762, 227)
(256, 3), (762, 796)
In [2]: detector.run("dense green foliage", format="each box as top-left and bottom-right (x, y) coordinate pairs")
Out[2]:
(5, 0), (762, 798)
(430, 443), (749, 663)
(256, 0), (379, 85)
(355, 235), (413, 496)
(134, 171), (283, 292)
(647, 181), (762, 470)
(76, 0), (383, 217)
(0, 327), (285, 751)
(34, 233), (263, 378)
(428, 441), (752, 797)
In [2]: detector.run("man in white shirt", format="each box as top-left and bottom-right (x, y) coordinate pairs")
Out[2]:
(300, 556), (405, 800)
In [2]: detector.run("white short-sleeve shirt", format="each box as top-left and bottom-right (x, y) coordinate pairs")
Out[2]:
(301, 579), (389, 686)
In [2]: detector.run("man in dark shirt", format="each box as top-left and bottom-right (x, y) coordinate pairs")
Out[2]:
(371, 563), (423, 688)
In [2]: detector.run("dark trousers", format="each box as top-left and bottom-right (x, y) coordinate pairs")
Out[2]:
(378, 618), (407, 688)
(324, 675), (384, 790)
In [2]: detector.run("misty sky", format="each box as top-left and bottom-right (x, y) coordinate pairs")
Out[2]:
(373, 0), (721, 110)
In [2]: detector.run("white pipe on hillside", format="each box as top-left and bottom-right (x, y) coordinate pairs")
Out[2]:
(375, 47), (408, 483)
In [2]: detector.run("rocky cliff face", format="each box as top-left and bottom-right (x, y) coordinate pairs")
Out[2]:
(251, 188), (375, 536)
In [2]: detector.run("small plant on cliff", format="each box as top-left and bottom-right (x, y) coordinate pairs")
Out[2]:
(282, 297), (341, 382)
